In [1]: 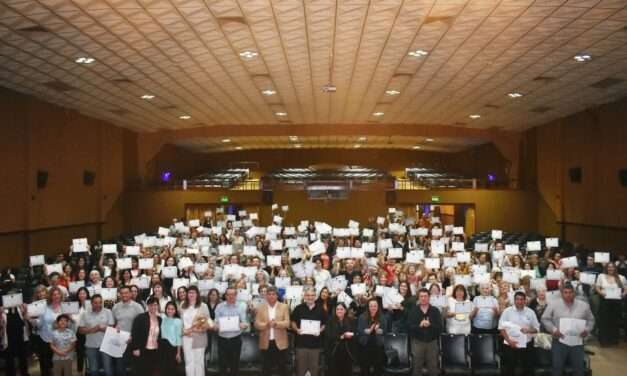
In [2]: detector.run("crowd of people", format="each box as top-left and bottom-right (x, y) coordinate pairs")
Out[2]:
(1, 207), (626, 376)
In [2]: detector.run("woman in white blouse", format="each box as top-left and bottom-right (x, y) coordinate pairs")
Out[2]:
(445, 284), (474, 335)
(595, 262), (627, 346)
(180, 286), (213, 376)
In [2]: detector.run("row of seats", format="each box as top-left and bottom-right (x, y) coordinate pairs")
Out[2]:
(204, 333), (592, 375)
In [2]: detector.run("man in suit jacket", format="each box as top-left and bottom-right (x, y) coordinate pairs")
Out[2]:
(254, 286), (290, 376)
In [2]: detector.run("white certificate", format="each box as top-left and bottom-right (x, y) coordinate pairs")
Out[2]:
(116, 258), (132, 270)
(406, 251), (424, 264)
(560, 256), (578, 269)
(443, 257), (458, 268)
(491, 230), (503, 240)
(46, 263), (63, 275)
(69, 281), (85, 294)
(161, 266), (178, 279)
(30, 254), (45, 266)
(429, 295), (447, 307)
(330, 277), (347, 292)
(61, 302), (79, 315)
(431, 240), (445, 254)
(431, 228), (443, 237)
(218, 316), (240, 333)
(362, 243), (376, 253)
(350, 283), (367, 296)
(194, 263), (209, 274)
(275, 277), (291, 289)
(218, 245), (233, 256)
(455, 275), (472, 287)
(100, 327), (130, 358)
(125, 246), (140, 256)
(473, 273), (490, 285)
(545, 237), (559, 248)
(546, 269), (563, 280)
(530, 278), (546, 290)
(505, 244), (519, 255)
(198, 280), (214, 292)
(579, 272), (597, 285)
(425, 258), (441, 270)
(594, 252), (610, 264)
(457, 252), (471, 263)
(2, 293), (23, 308)
(387, 248), (403, 259)
(300, 319), (321, 336)
(605, 286), (622, 300)
(266, 255), (282, 267)
(503, 270), (520, 284)
(100, 288), (118, 301)
(102, 244), (117, 254)
(527, 241), (541, 251)
(131, 277), (150, 290)
(172, 278), (190, 292)
(455, 302), (472, 314)
(309, 241), (326, 256)
(378, 238), (393, 250)
(452, 242), (465, 252)
(559, 318), (586, 346)
(502, 322), (526, 348)
(474, 243), (488, 252)
(27, 299), (47, 317)
(285, 285), (304, 300)
(139, 258), (154, 270)
(453, 226), (464, 235)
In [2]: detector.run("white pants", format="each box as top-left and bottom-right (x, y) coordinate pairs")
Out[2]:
(183, 336), (206, 376)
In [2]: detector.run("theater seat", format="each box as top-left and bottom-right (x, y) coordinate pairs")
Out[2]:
(205, 334), (220, 375)
(440, 334), (471, 375)
(239, 332), (263, 374)
(532, 348), (592, 376)
(469, 334), (500, 376)
(384, 333), (412, 375)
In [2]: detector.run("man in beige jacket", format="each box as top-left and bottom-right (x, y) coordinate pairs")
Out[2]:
(254, 286), (290, 376)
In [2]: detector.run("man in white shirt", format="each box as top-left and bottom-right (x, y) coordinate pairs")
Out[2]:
(254, 286), (290, 376)
(498, 291), (540, 375)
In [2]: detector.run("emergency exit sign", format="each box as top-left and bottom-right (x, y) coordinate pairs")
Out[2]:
(431, 196), (440, 203)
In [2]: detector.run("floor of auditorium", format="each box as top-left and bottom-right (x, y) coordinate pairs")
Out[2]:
(22, 338), (627, 375)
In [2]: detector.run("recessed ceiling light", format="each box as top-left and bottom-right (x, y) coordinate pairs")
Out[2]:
(294, 144), (302, 148)
(413, 145), (422, 149)
(239, 50), (258, 60)
(141, 94), (155, 100)
(574, 54), (591, 62)
(275, 112), (287, 117)
(179, 115), (191, 120)
(235, 146), (243, 150)
(358, 136), (367, 141)
(408, 49), (428, 57)
(425, 138), (434, 142)
(261, 89), (276, 96)
(353, 144), (361, 148)
(372, 112), (385, 117)
(508, 92), (523, 98)
(222, 139), (231, 143)
(469, 114), (481, 119)
(289, 136), (298, 141)
(385, 90), (401, 96)
(75, 56), (95, 64)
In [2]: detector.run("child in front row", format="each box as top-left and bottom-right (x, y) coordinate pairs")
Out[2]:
(50, 314), (76, 376)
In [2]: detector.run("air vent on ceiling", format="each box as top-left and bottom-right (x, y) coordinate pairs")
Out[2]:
(484, 104), (500, 109)
(18, 25), (50, 33)
(217, 16), (247, 26)
(533, 76), (555, 82)
(530, 106), (552, 113)
(112, 78), (132, 84)
(424, 16), (455, 25)
(392, 73), (413, 78)
(590, 77), (624, 89)
(43, 81), (74, 92)
(110, 109), (130, 116)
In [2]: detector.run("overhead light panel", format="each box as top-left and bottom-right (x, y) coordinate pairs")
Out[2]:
(275, 112), (287, 117)
(413, 145), (422, 149)
(75, 56), (95, 64)
(289, 136), (298, 141)
(469, 114), (481, 119)
(372, 112), (385, 117)
(353, 144), (361, 148)
(141, 94), (155, 100)
(294, 144), (302, 148)
(261, 89), (276, 96)
(425, 138), (435, 142)
(508, 92), (523, 98)
(358, 136), (367, 142)
(179, 115), (191, 120)
(574, 54), (591, 62)
(222, 139), (231, 143)
(385, 90), (401, 96)
(408, 49), (428, 58)
(235, 146), (243, 150)
(239, 50), (258, 60)
(321, 84), (337, 93)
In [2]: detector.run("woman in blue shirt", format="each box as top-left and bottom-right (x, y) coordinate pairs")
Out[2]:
(34, 286), (64, 376)
(160, 301), (183, 374)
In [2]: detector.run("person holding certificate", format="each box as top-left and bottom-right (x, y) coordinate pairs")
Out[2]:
(254, 286), (290, 376)
(471, 284), (500, 334)
(180, 286), (212, 376)
(445, 285), (474, 335)
(129, 298), (162, 375)
(215, 287), (248, 376)
(594, 263), (626, 346)
(35, 287), (64, 376)
(357, 298), (388, 376)
(291, 287), (327, 376)
(112, 286), (144, 376)
(324, 303), (356, 376)
(498, 291), (540, 375)
(78, 294), (114, 376)
(0, 294), (29, 376)
(541, 283), (594, 376)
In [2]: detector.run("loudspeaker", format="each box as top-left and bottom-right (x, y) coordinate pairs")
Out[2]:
(36, 170), (48, 189)
(262, 190), (273, 205)
(385, 191), (396, 205)
(568, 167), (582, 183)
(619, 169), (627, 187)
(83, 171), (96, 186)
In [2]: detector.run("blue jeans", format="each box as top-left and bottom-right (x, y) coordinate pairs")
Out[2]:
(85, 347), (113, 376)
(551, 339), (585, 376)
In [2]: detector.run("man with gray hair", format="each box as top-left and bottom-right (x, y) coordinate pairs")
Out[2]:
(254, 286), (290, 376)
(541, 283), (595, 376)
(291, 287), (327, 376)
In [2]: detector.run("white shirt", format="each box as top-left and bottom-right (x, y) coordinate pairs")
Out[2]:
(268, 303), (277, 340)
(498, 306), (540, 343)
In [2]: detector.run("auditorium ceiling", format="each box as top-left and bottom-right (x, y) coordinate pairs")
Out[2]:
(1, 0), (626, 140)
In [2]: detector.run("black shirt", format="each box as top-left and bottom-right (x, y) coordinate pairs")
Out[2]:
(406, 304), (443, 342)
(291, 302), (328, 348)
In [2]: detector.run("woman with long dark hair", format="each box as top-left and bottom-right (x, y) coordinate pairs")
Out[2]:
(160, 301), (183, 375)
(324, 303), (356, 376)
(73, 286), (91, 375)
(357, 298), (388, 376)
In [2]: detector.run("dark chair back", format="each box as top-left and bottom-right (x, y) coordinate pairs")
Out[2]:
(469, 334), (497, 366)
(239, 332), (263, 371)
(384, 333), (412, 373)
(441, 334), (468, 368)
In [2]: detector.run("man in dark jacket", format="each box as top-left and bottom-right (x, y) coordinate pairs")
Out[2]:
(407, 288), (443, 376)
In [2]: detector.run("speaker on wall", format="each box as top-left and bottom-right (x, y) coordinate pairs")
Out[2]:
(36, 170), (48, 189)
(619, 169), (627, 187)
(262, 190), (273, 205)
(386, 191), (396, 205)
(83, 170), (96, 186)
(568, 167), (582, 183)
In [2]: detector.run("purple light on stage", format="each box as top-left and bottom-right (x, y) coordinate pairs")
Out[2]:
(161, 171), (172, 182)
(487, 174), (496, 182)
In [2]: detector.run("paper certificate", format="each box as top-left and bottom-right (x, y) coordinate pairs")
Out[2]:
(387, 248), (403, 259)
(502, 322), (526, 348)
(425, 258), (440, 270)
(61, 302), (80, 315)
(218, 316), (240, 333)
(594, 252), (610, 264)
(139, 258), (154, 270)
(30, 255), (45, 266)
(429, 295), (447, 308)
(455, 302), (472, 314)
(27, 299), (47, 317)
(266, 255), (282, 267)
(300, 319), (321, 336)
(350, 283), (367, 296)
(2, 293), (23, 308)
(100, 288), (118, 301)
(100, 327), (130, 358)
(116, 258), (132, 270)
(285, 286), (304, 300)
(102, 244), (117, 254)
(579, 273), (597, 285)
(162, 266), (178, 279)
(559, 318), (586, 346)
(604, 286), (621, 300)
(69, 281), (85, 294)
